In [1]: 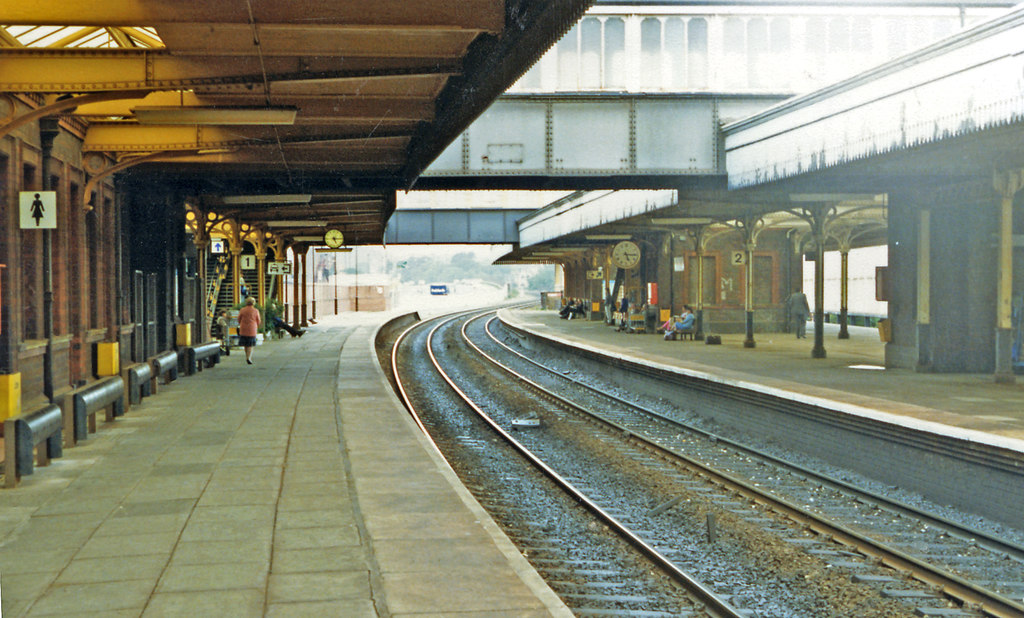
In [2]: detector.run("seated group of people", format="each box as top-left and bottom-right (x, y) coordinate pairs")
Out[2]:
(659, 306), (695, 339)
(559, 298), (588, 320)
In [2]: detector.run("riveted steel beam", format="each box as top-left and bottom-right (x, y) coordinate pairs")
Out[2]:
(83, 124), (412, 152)
(0, 49), (461, 92)
(0, 0), (504, 32)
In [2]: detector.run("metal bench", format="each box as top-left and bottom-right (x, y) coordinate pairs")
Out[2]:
(3, 403), (63, 488)
(72, 376), (125, 442)
(667, 328), (695, 341)
(148, 350), (178, 394)
(186, 341), (221, 375)
(125, 362), (153, 405)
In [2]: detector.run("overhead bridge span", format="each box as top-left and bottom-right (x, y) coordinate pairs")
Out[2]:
(384, 209), (534, 244)
(417, 93), (785, 190)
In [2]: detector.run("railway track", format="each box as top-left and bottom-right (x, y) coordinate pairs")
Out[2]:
(391, 308), (1024, 617)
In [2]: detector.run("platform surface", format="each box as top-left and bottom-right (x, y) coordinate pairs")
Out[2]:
(502, 308), (1024, 447)
(0, 313), (569, 617)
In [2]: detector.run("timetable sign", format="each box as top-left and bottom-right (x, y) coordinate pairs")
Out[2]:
(267, 261), (292, 275)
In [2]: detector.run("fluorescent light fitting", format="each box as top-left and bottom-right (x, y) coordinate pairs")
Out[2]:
(291, 236), (328, 242)
(221, 194), (312, 205)
(133, 106), (298, 125)
(585, 234), (632, 240)
(266, 220), (328, 228)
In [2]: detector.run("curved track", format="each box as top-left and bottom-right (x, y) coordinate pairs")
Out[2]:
(391, 307), (1024, 617)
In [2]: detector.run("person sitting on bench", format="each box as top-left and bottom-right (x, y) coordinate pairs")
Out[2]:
(673, 306), (696, 337)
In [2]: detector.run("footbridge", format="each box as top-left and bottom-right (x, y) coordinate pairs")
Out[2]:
(418, 93), (784, 190)
(384, 209), (534, 244)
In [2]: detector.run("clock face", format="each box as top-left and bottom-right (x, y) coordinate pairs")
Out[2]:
(611, 240), (640, 269)
(324, 229), (344, 248)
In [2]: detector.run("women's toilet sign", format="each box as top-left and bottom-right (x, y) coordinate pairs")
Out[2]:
(19, 191), (57, 229)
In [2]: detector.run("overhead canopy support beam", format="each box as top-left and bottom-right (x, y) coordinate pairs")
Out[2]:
(83, 124), (411, 153)
(0, 50), (460, 92)
(0, 1), (505, 31)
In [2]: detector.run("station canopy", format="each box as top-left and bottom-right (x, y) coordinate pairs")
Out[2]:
(0, 1), (591, 245)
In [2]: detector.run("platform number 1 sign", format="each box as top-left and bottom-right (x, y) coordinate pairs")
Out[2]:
(19, 191), (57, 229)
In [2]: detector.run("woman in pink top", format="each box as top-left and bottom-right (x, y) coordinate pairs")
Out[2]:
(237, 297), (261, 365)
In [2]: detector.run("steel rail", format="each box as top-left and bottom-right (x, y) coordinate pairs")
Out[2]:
(484, 316), (1024, 563)
(412, 309), (747, 618)
(474, 316), (1024, 618)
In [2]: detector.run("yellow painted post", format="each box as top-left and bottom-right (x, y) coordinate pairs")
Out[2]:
(96, 343), (120, 377)
(175, 323), (192, 347)
(0, 373), (23, 422)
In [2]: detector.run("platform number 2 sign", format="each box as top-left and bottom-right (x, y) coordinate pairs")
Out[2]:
(731, 251), (746, 265)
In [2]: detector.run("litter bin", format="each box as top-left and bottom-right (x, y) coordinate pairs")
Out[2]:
(877, 318), (891, 342)
(644, 305), (659, 333)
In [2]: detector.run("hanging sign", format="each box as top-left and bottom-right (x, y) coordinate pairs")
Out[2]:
(267, 261), (292, 275)
(731, 250), (746, 265)
(240, 255), (256, 269)
(19, 191), (57, 229)
(586, 268), (603, 280)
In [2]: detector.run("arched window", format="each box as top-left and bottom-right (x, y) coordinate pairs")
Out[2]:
(688, 18), (708, 88)
(605, 18), (626, 89)
(769, 18), (791, 88)
(747, 18), (768, 88)
(580, 18), (602, 89)
(557, 23), (579, 90)
(640, 18), (662, 89)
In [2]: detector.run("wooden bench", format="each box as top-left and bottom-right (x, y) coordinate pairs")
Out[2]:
(124, 362), (153, 405)
(3, 403), (63, 488)
(186, 341), (221, 375)
(148, 350), (178, 394)
(71, 376), (125, 442)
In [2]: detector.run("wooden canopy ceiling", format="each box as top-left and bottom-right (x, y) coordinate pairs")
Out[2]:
(1, 0), (592, 245)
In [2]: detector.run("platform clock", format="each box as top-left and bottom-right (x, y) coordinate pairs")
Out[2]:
(611, 240), (641, 269)
(323, 228), (345, 248)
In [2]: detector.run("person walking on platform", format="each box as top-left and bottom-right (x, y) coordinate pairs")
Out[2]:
(786, 291), (811, 339)
(238, 297), (261, 364)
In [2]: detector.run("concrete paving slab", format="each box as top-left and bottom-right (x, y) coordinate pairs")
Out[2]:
(27, 579), (155, 615)
(265, 599), (377, 618)
(54, 554), (167, 585)
(142, 588), (264, 617)
(266, 571), (371, 604)
(167, 538), (271, 566)
(271, 546), (367, 574)
(155, 561), (268, 592)
(273, 525), (361, 550)
(382, 568), (549, 615)
(75, 531), (180, 559)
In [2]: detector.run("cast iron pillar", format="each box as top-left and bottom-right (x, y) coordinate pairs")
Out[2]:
(39, 117), (60, 401)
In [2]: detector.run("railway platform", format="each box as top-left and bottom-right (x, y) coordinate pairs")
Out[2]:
(501, 307), (1024, 447)
(0, 313), (568, 617)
